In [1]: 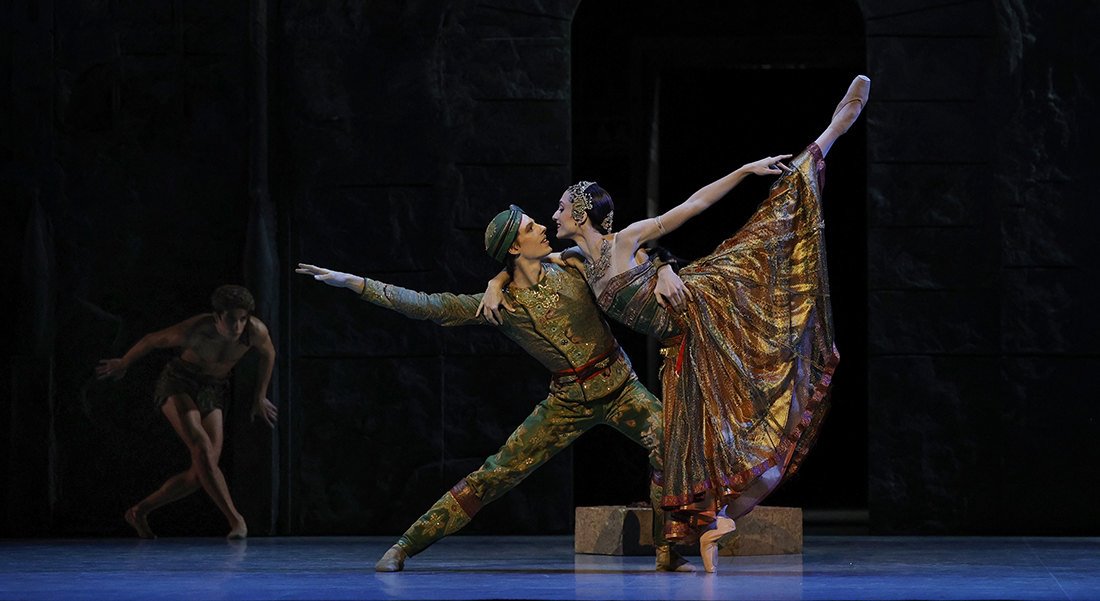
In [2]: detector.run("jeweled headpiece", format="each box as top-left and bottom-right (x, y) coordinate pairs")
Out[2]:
(567, 181), (597, 224)
(601, 211), (614, 233)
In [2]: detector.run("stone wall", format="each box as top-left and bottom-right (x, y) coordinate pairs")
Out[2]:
(278, 0), (578, 534)
(865, 0), (1100, 534)
(5, 0), (1098, 536)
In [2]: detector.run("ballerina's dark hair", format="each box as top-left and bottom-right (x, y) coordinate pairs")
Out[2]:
(567, 181), (616, 235)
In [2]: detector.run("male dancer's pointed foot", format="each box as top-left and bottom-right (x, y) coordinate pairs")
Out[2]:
(700, 516), (736, 574)
(227, 517), (248, 540)
(375, 545), (408, 572)
(655, 545), (696, 572)
(124, 507), (156, 539)
(829, 75), (871, 135)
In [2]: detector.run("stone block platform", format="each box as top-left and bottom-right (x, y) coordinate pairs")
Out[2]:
(574, 505), (802, 556)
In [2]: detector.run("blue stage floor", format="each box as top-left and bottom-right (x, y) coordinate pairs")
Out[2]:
(2, 535), (1099, 600)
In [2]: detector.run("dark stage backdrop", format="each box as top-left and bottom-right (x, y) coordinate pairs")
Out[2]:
(4, 0), (1099, 537)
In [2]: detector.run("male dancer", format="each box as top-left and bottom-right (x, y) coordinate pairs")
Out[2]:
(296, 206), (693, 572)
(97, 285), (278, 539)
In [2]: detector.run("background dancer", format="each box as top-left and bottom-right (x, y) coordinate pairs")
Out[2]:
(97, 285), (278, 539)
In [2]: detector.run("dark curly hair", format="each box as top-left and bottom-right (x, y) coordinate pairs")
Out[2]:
(210, 285), (255, 314)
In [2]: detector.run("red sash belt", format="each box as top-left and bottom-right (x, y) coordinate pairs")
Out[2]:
(551, 346), (621, 384)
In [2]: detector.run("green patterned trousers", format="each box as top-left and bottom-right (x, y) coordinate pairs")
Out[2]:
(396, 378), (665, 555)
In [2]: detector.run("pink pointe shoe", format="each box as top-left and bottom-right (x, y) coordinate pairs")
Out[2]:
(699, 516), (735, 573)
(830, 75), (871, 135)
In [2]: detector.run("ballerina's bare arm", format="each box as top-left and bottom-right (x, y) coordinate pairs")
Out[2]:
(479, 270), (514, 325)
(616, 154), (793, 249)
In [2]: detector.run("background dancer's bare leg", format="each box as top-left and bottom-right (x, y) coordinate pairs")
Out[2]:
(149, 397), (247, 539)
(125, 469), (199, 538)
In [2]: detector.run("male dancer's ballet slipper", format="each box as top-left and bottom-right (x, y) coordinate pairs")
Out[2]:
(699, 516), (736, 574)
(375, 544), (408, 572)
(830, 75), (871, 135)
(655, 545), (696, 572)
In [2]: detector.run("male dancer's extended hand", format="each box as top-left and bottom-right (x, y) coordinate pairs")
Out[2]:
(296, 263), (365, 292)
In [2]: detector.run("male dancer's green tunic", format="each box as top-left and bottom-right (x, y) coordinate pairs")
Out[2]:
(358, 262), (665, 555)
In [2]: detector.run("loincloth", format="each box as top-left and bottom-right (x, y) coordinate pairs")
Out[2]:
(153, 358), (230, 417)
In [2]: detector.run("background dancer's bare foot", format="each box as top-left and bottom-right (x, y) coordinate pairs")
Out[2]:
(227, 518), (248, 540)
(124, 507), (156, 539)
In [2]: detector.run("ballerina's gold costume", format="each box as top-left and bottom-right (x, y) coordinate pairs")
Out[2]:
(590, 144), (839, 540)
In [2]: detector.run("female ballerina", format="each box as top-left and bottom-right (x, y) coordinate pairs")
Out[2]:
(484, 75), (869, 572)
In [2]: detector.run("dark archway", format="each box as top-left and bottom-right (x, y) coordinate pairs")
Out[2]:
(570, 1), (868, 522)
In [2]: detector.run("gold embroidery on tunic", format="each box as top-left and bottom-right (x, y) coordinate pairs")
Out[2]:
(510, 269), (562, 313)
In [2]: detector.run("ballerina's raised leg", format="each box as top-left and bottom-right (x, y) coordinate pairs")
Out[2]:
(814, 74), (870, 157)
(697, 75), (870, 572)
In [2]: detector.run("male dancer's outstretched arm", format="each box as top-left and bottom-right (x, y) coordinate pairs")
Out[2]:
(296, 263), (486, 326)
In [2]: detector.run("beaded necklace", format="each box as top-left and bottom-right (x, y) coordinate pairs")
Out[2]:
(584, 238), (614, 283)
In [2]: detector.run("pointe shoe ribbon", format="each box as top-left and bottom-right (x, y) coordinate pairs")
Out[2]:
(700, 517), (736, 574)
